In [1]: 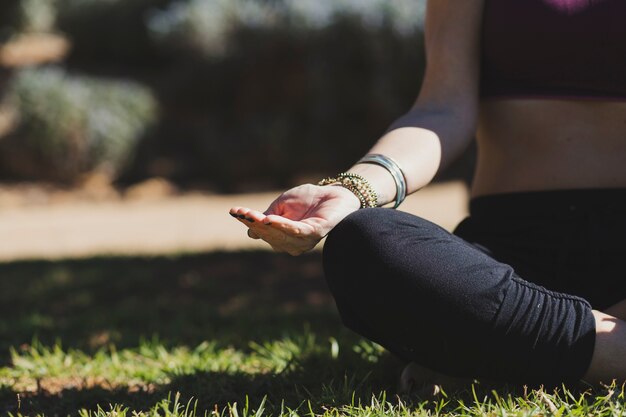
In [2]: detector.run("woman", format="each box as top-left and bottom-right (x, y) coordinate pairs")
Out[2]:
(229, 0), (626, 386)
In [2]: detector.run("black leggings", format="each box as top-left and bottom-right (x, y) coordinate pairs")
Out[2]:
(323, 189), (626, 385)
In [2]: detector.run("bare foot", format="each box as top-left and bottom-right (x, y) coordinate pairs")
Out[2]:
(603, 299), (626, 322)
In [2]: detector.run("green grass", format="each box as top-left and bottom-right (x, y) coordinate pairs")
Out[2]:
(0, 252), (622, 416)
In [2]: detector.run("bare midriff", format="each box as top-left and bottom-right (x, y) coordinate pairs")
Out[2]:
(471, 99), (626, 198)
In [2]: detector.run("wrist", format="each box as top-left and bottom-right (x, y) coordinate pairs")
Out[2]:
(346, 163), (396, 206)
(318, 173), (378, 209)
(331, 184), (362, 210)
(356, 154), (407, 209)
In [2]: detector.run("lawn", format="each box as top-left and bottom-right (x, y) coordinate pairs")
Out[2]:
(0, 251), (622, 416)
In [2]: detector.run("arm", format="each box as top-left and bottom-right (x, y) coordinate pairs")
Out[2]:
(230, 0), (485, 254)
(346, 0), (485, 205)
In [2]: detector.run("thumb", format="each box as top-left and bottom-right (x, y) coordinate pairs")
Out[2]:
(247, 229), (260, 239)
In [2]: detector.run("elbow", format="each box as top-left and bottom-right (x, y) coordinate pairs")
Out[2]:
(391, 99), (477, 135)
(390, 105), (477, 158)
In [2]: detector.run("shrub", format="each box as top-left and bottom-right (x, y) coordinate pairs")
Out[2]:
(0, 1), (21, 41)
(56, 0), (169, 66)
(0, 0), (57, 40)
(146, 0), (425, 57)
(10, 0), (439, 190)
(0, 66), (157, 182)
(121, 0), (429, 191)
(18, 0), (57, 33)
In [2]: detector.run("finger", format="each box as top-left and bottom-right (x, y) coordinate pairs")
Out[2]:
(253, 223), (317, 255)
(264, 214), (315, 236)
(232, 210), (316, 252)
(229, 207), (262, 223)
(229, 205), (311, 254)
(236, 213), (287, 241)
(232, 213), (279, 242)
(250, 222), (288, 242)
(262, 214), (294, 227)
(229, 206), (249, 220)
(243, 209), (268, 223)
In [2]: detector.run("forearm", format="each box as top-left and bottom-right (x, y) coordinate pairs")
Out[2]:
(346, 107), (476, 206)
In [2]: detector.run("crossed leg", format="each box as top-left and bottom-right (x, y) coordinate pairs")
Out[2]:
(323, 208), (626, 387)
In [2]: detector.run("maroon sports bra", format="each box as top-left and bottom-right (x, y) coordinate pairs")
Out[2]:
(480, 0), (626, 99)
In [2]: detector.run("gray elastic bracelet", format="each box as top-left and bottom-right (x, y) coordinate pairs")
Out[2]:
(357, 154), (407, 209)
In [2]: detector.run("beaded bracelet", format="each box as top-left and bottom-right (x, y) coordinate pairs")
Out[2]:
(318, 172), (378, 209)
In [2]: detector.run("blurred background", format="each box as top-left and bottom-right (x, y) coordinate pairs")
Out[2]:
(0, 0), (473, 257)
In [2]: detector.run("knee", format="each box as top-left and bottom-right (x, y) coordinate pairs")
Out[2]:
(322, 208), (388, 288)
(323, 208), (393, 264)
(324, 208), (434, 259)
(322, 208), (432, 284)
(326, 208), (384, 244)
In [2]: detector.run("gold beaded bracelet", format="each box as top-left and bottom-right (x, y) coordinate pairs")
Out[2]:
(318, 172), (378, 208)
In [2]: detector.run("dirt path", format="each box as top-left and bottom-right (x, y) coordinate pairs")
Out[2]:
(0, 181), (469, 261)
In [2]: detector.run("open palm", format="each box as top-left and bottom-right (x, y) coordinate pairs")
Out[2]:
(229, 184), (360, 255)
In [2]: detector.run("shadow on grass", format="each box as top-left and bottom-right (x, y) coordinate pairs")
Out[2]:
(0, 251), (407, 414)
(0, 251), (341, 353)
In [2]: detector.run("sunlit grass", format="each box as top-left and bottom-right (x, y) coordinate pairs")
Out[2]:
(0, 252), (623, 416)
(4, 335), (625, 417)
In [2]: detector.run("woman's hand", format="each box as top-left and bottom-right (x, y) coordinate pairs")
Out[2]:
(229, 184), (360, 256)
